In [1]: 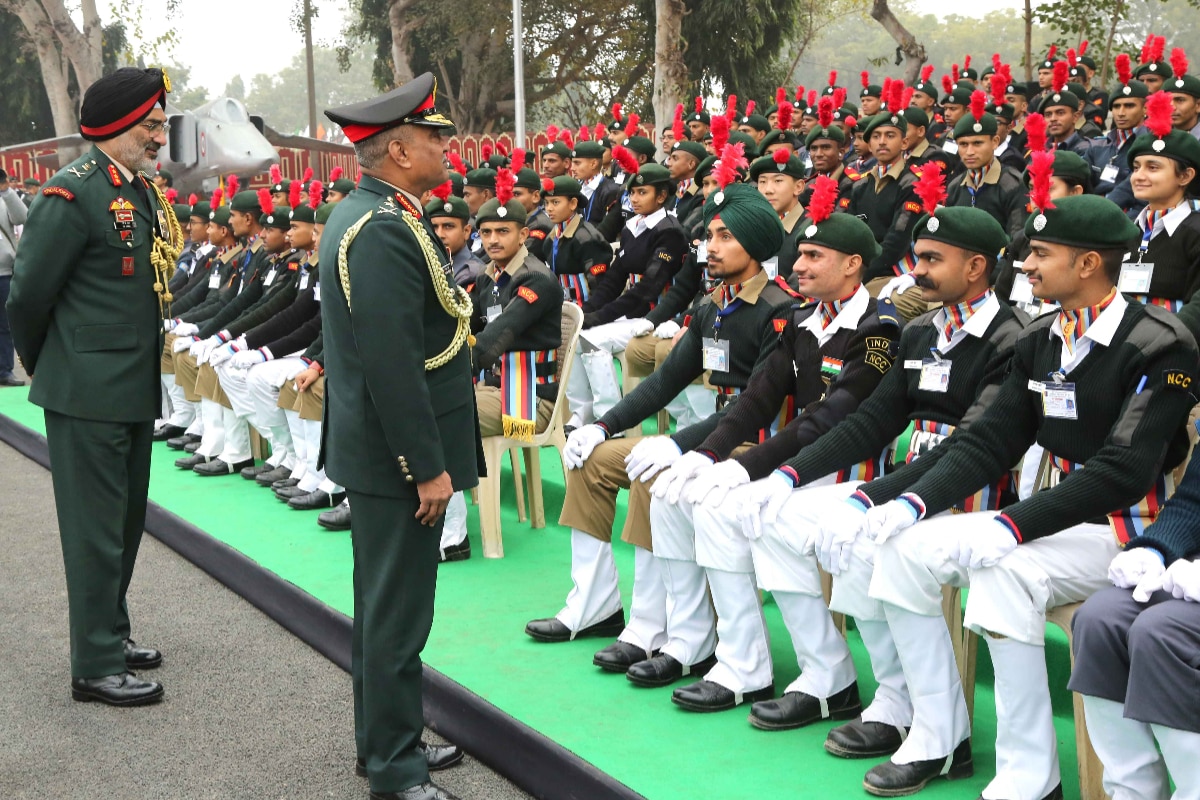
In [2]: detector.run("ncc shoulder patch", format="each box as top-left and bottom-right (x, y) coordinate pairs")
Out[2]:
(42, 186), (75, 201)
(903, 201), (922, 213)
(517, 286), (539, 303)
(590, 263), (607, 276)
(657, 252), (673, 262)
(838, 197), (851, 208)
(529, 229), (547, 239)
(1163, 369), (1193, 390)
(864, 335), (896, 374)
(773, 318), (788, 333)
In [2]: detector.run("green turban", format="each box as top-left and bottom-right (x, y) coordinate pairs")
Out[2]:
(701, 182), (784, 263)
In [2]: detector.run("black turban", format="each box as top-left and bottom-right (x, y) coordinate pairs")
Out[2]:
(79, 67), (170, 141)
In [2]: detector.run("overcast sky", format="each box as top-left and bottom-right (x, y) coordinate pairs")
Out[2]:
(141, 0), (1026, 97)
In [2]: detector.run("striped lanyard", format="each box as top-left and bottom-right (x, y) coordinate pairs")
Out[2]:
(1059, 287), (1116, 355)
(1137, 207), (1169, 260)
(818, 286), (860, 329)
(942, 289), (991, 343)
(711, 282), (745, 340)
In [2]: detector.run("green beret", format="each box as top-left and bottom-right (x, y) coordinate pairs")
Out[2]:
(1110, 80), (1150, 102)
(158, 168), (174, 183)
(622, 136), (658, 159)
(694, 155), (718, 183)
(1040, 89), (1081, 111)
(425, 194), (471, 221)
(464, 168), (497, 191)
(515, 167), (542, 191)
(630, 163), (672, 187)
(758, 129), (800, 152)
(953, 112), (999, 139)
(474, 197), (527, 226)
(172, 203), (191, 224)
(1004, 82), (1029, 98)
(1079, 55), (1097, 71)
(448, 172), (465, 196)
(701, 182), (784, 263)
(571, 142), (606, 160)
(270, 179), (293, 194)
(1168, 73), (1200, 99)
(737, 113), (771, 133)
(749, 152), (805, 180)
(1126, 129), (1200, 174)
(805, 124), (846, 147)
(863, 109), (908, 138)
(1024, 194), (1139, 249)
(1134, 61), (1173, 80)
(1065, 82), (1088, 101)
(987, 103), (1015, 122)
(727, 130), (759, 152)
(542, 176), (583, 199)
(22, 176), (41, 187)
(912, 81), (940, 103)
(484, 154), (509, 169)
(315, 202), (336, 225)
(209, 206), (232, 226)
(798, 213), (881, 263)
(914, 206), (1009, 256)
(960, 67), (979, 81)
(330, 177), (356, 194)
(228, 190), (261, 213)
(260, 205), (291, 230)
(943, 87), (974, 107)
(541, 141), (572, 159)
(1038, 56), (1063, 71)
(671, 140), (708, 162)
(189, 201), (211, 220)
(1020, 151), (1093, 190)
(686, 109), (711, 125)
(902, 107), (930, 129)
(290, 204), (317, 224)
(861, 84), (883, 99)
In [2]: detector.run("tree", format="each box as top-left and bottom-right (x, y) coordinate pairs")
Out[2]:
(0, 5), (54, 145)
(652, 0), (688, 142)
(224, 76), (246, 102)
(869, 0), (926, 83)
(166, 63), (209, 111)
(244, 46), (377, 135)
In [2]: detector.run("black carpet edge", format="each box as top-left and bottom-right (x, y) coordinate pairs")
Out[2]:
(0, 412), (644, 800)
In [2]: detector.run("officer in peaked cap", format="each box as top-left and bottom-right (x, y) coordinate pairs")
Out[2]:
(321, 71), (480, 800)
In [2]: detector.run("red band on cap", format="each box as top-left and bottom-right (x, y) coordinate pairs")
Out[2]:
(342, 123), (387, 143)
(80, 91), (164, 138)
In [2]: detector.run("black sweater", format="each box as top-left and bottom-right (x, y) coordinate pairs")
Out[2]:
(847, 163), (923, 283)
(582, 213), (687, 327)
(243, 261), (322, 357)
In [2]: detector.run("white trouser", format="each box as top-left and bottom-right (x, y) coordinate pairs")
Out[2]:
(247, 357), (308, 467)
(216, 404), (252, 465)
(1084, 695), (1171, 800)
(1156, 725), (1200, 800)
(184, 411), (204, 437)
(285, 408), (312, 489)
(299, 415), (341, 495)
(442, 491), (468, 552)
(664, 385), (717, 431)
(555, 529), (623, 633)
(162, 374), (195, 427)
(617, 546), (668, 654)
(648, 486), (718, 666)
(872, 512), (1117, 796)
(195, 398), (226, 458)
(1018, 444), (1045, 500)
(566, 318), (642, 425)
(219, 361), (295, 470)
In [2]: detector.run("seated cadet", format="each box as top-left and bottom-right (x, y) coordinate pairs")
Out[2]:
(512, 151), (552, 246)
(713, 206), (1020, 742)
(644, 178), (901, 708)
(523, 182), (797, 671)
(424, 182), (484, 287)
(1085, 57), (1148, 198)
(985, 102), (1029, 174)
(750, 148), (807, 280)
(539, 135), (572, 180)
(919, 84), (967, 179)
(798, 99), (857, 209)
(833, 195), (1197, 799)
(597, 144), (650, 242)
(944, 92), (1028, 241)
(1041, 69), (1095, 158)
(325, 166), (355, 203)
(564, 163), (687, 429)
(665, 111), (707, 223)
(1069, 452), (1200, 800)
(462, 166), (495, 257)
(568, 135), (623, 234)
(537, 176), (611, 304)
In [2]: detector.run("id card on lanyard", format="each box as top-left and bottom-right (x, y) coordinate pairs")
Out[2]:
(918, 349), (951, 393)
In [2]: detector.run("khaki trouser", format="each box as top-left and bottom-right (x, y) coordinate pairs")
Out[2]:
(625, 333), (708, 387)
(195, 362), (232, 408)
(278, 373), (325, 421)
(865, 275), (930, 322)
(173, 349), (202, 402)
(161, 333), (176, 373)
(474, 384), (555, 438)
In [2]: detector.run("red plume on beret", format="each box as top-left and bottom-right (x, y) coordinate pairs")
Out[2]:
(165, 188), (178, 203)
(861, 70), (870, 89)
(1151, 35), (1166, 64)
(512, 147), (526, 170)
(808, 175), (839, 224)
(593, 123), (607, 141)
(795, 85), (805, 102)
(1171, 48), (1189, 78)
(187, 193), (198, 206)
(211, 188), (223, 208)
(992, 53), (1002, 73)
(1079, 40), (1089, 55)
(481, 143), (493, 162)
(914, 159), (946, 214)
(1047, 44), (1058, 61)
(963, 54), (972, 70)
(431, 180), (452, 201)
(448, 151), (467, 176)
(952, 64), (960, 84)
(827, 70), (837, 87)
(541, 177), (554, 193)
(1052, 61), (1069, 92)
(776, 86), (787, 108)
(497, 142), (509, 157)
(288, 181), (302, 209)
(832, 88), (847, 111)
(713, 142), (747, 190)
(901, 87), (914, 107)
(941, 75), (953, 95)
(302, 166), (313, 184)
(1116, 53), (1133, 86)
(611, 102), (623, 124)
(257, 188), (273, 216)
(329, 166), (344, 182)
(711, 114), (730, 153)
(625, 113), (640, 138)
(672, 104), (685, 142)
(546, 124), (559, 142)
(307, 180), (322, 209)
(920, 64), (934, 83)
(226, 174), (239, 198)
(990, 73), (1008, 106)
(1140, 35), (1154, 64)
(1067, 48), (1078, 68)
(578, 124), (590, 142)
(807, 90), (818, 107)
(1025, 112), (1047, 154)
(818, 96), (834, 129)
(694, 96), (704, 113)
(1028, 150), (1056, 212)
(494, 167), (515, 206)
(558, 129), (574, 148)
(745, 99), (757, 117)
(777, 99), (793, 131)
(270, 164), (283, 185)
(969, 89), (987, 122)
(882, 76), (893, 97)
(1146, 90), (1175, 138)
(612, 145), (639, 175)
(845, 115), (858, 128)
(772, 148), (790, 165)
(887, 81), (904, 115)
(725, 94), (738, 121)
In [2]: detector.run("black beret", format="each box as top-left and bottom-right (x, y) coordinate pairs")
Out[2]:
(79, 67), (170, 141)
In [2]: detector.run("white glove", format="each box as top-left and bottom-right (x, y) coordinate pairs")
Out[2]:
(208, 340), (242, 367)
(173, 336), (196, 353)
(685, 459), (751, 507)
(625, 436), (681, 482)
(230, 349), (267, 369)
(1108, 548), (1165, 590)
(173, 322), (200, 336)
(815, 499), (869, 575)
(863, 498), (922, 545)
(1160, 558), (1200, 603)
(877, 273), (916, 301)
(941, 518), (1018, 569)
(628, 318), (654, 337)
(164, 319), (178, 332)
(195, 336), (222, 365)
(654, 320), (681, 339)
(563, 424), (607, 469)
(737, 471), (795, 541)
(652, 450), (716, 503)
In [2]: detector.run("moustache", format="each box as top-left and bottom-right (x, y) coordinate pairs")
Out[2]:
(914, 275), (937, 290)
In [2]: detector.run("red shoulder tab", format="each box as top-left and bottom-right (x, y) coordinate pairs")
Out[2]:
(590, 263), (607, 276)
(909, 165), (924, 178)
(529, 229), (547, 239)
(903, 201), (922, 213)
(773, 318), (787, 333)
(773, 276), (801, 297)
(42, 186), (75, 201)
(394, 192), (420, 217)
(838, 197), (851, 208)
(106, 164), (122, 187)
(1025, 201), (1034, 213)
(517, 286), (539, 303)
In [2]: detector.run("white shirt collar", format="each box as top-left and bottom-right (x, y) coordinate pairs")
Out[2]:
(580, 173), (604, 198)
(625, 207), (667, 235)
(1050, 290), (1128, 368)
(935, 291), (1001, 352)
(800, 284), (870, 345)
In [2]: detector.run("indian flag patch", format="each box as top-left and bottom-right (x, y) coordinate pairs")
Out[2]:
(820, 356), (844, 378)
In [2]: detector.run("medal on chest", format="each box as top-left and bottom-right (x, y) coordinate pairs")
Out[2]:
(110, 197), (136, 231)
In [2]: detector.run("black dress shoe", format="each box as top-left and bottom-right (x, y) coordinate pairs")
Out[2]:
(863, 739), (973, 797)
(626, 652), (717, 687)
(255, 464), (295, 486)
(240, 463), (274, 480)
(0, 374), (27, 387)
(593, 641), (654, 673)
(318, 501), (352, 530)
(671, 679), (775, 712)
(175, 453), (209, 469)
(167, 433), (201, 450)
(152, 424), (186, 441)
(369, 783), (461, 800)
(184, 441), (201, 453)
(750, 682), (862, 731)
(524, 608), (625, 643)
(275, 485), (311, 500)
(71, 672), (164, 706)
(439, 538), (471, 562)
(124, 638), (162, 670)
(825, 717), (910, 759)
(272, 477), (300, 490)
(193, 457), (255, 476)
(355, 742), (464, 778)
(974, 784), (1063, 800)
(289, 489), (345, 510)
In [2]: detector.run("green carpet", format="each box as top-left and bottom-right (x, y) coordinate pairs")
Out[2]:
(0, 388), (1085, 800)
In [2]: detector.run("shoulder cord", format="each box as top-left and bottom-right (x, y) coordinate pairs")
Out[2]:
(147, 179), (184, 318)
(338, 209), (475, 371)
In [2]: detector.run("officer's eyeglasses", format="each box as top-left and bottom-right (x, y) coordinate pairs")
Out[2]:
(140, 120), (171, 134)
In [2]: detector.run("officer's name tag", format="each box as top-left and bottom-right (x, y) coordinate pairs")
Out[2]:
(702, 337), (730, 372)
(942, 140), (959, 154)
(1009, 271), (1035, 304)
(1117, 262), (1153, 294)
(918, 359), (951, 392)
(264, 269), (276, 287)
(486, 304), (502, 322)
(1100, 164), (1120, 183)
(1042, 382), (1078, 419)
(696, 240), (708, 264)
(208, 272), (221, 289)
(904, 359), (924, 369)
(314, 285), (321, 302)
